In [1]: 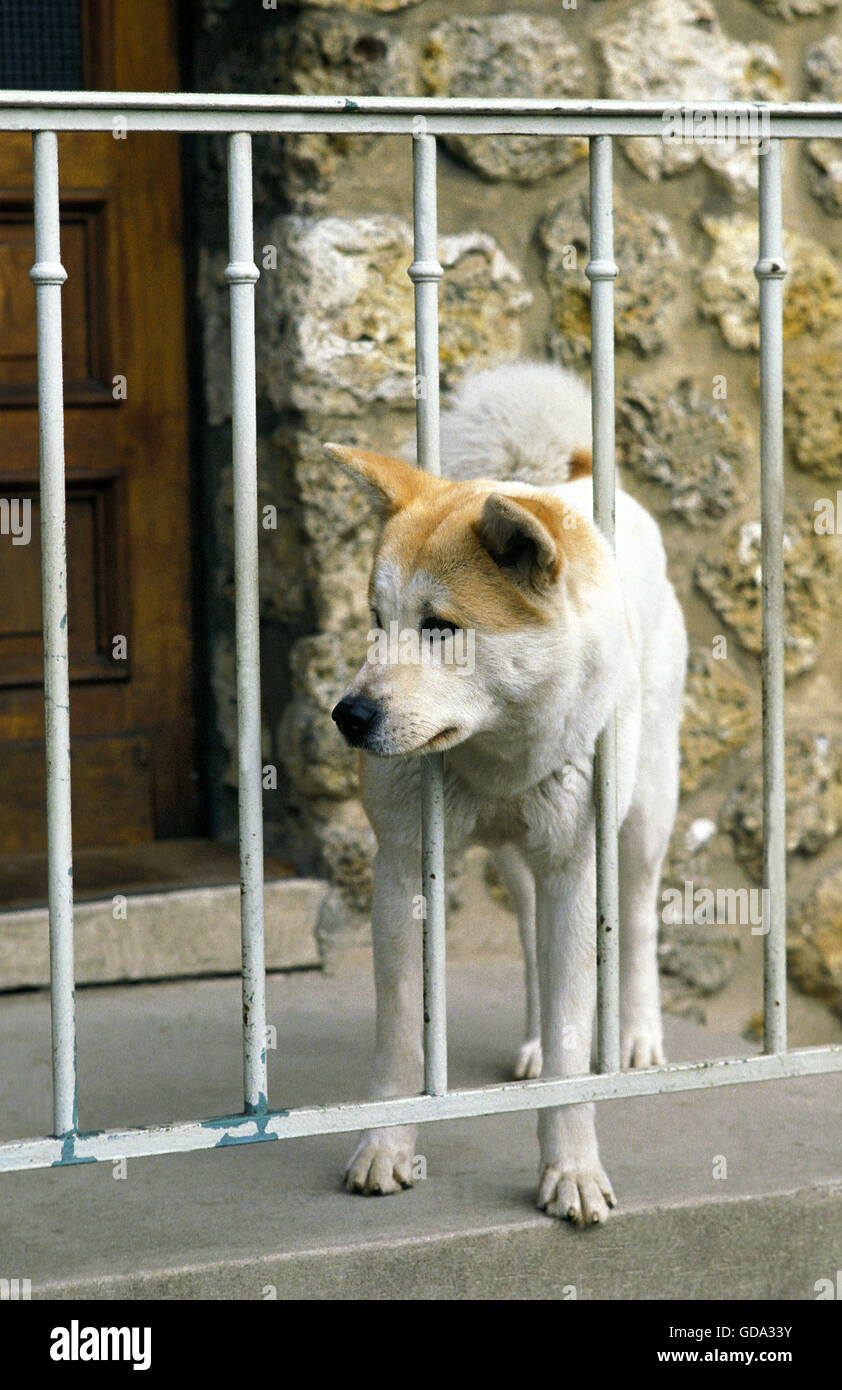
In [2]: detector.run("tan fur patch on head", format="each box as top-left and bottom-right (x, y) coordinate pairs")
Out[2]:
(375, 481), (604, 632)
(567, 448), (593, 481)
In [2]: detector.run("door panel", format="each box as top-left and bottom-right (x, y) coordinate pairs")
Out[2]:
(0, 198), (113, 404)
(0, 1), (197, 851)
(0, 736), (154, 852)
(0, 472), (129, 686)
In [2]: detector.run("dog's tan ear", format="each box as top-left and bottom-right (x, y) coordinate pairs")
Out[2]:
(324, 443), (439, 516)
(475, 492), (563, 589)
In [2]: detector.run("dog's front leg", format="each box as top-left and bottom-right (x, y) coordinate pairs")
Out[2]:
(534, 860), (616, 1227)
(346, 845), (423, 1196)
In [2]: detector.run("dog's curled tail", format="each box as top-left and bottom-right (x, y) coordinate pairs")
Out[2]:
(433, 360), (593, 488)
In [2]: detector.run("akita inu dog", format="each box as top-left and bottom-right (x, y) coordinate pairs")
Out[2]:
(326, 361), (687, 1226)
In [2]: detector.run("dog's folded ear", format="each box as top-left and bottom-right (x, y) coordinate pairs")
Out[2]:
(324, 443), (440, 517)
(475, 492), (563, 590)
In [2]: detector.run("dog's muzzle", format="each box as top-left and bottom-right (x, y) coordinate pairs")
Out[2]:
(331, 695), (381, 747)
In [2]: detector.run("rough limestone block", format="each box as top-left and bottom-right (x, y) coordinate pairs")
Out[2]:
(596, 0), (785, 199)
(279, 630), (365, 800)
(285, 425), (378, 632)
(788, 868), (842, 1018)
(750, 0), (840, 17)
(276, 14), (419, 204)
(281, 13), (416, 98)
(212, 456), (310, 628)
(804, 34), (842, 99)
(300, 0), (424, 11)
(680, 646), (757, 795)
(422, 15), (587, 183)
(724, 733), (842, 881)
(262, 215), (531, 415)
(699, 213), (842, 351)
(784, 347), (842, 482)
(542, 193), (680, 362)
(804, 37), (842, 216)
(695, 517), (841, 680)
(806, 141), (842, 217)
(317, 817), (376, 914)
(617, 379), (750, 526)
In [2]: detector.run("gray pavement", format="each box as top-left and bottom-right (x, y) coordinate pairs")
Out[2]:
(1, 961), (841, 1299)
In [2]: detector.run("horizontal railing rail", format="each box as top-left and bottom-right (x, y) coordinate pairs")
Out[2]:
(1, 92), (840, 1177)
(0, 92), (842, 135)
(3, 1043), (842, 1171)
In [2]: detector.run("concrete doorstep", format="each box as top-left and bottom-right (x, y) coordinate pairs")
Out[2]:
(1, 961), (841, 1300)
(0, 878), (324, 989)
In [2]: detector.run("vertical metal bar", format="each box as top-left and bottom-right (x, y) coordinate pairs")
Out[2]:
(408, 132), (447, 1096)
(225, 132), (267, 1113)
(586, 135), (621, 1075)
(754, 140), (787, 1055)
(30, 130), (77, 1138)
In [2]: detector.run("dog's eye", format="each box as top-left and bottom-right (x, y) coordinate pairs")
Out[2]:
(423, 615), (458, 636)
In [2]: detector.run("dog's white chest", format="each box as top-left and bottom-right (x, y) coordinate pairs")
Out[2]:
(449, 761), (589, 860)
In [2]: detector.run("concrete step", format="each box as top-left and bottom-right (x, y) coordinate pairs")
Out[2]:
(1, 962), (840, 1299)
(0, 878), (324, 989)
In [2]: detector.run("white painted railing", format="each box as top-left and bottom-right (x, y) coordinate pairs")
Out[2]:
(1, 93), (841, 1173)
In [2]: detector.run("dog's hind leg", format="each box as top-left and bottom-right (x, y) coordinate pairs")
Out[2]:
(491, 845), (541, 1079)
(618, 814), (668, 1070)
(345, 843), (423, 1197)
(618, 598), (684, 1070)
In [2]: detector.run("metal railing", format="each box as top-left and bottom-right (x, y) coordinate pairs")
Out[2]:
(1, 94), (841, 1173)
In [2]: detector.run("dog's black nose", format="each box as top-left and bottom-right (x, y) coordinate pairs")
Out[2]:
(331, 695), (380, 745)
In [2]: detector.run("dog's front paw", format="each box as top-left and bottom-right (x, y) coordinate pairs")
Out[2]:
(513, 1036), (542, 1080)
(345, 1133), (415, 1196)
(621, 1015), (665, 1070)
(537, 1161), (616, 1227)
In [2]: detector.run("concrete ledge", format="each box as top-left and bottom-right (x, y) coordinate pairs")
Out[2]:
(0, 878), (324, 988)
(33, 1183), (842, 1301)
(2, 963), (841, 1300)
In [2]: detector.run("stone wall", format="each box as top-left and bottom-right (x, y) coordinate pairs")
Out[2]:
(193, 1), (842, 1016)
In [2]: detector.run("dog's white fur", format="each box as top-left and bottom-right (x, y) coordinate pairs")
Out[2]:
(327, 362), (687, 1226)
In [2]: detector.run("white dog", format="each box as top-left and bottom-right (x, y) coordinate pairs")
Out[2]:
(326, 361), (687, 1226)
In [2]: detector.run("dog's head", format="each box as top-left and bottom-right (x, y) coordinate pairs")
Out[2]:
(325, 444), (606, 757)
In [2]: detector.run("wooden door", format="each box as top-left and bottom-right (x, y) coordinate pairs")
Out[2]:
(0, 0), (197, 852)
